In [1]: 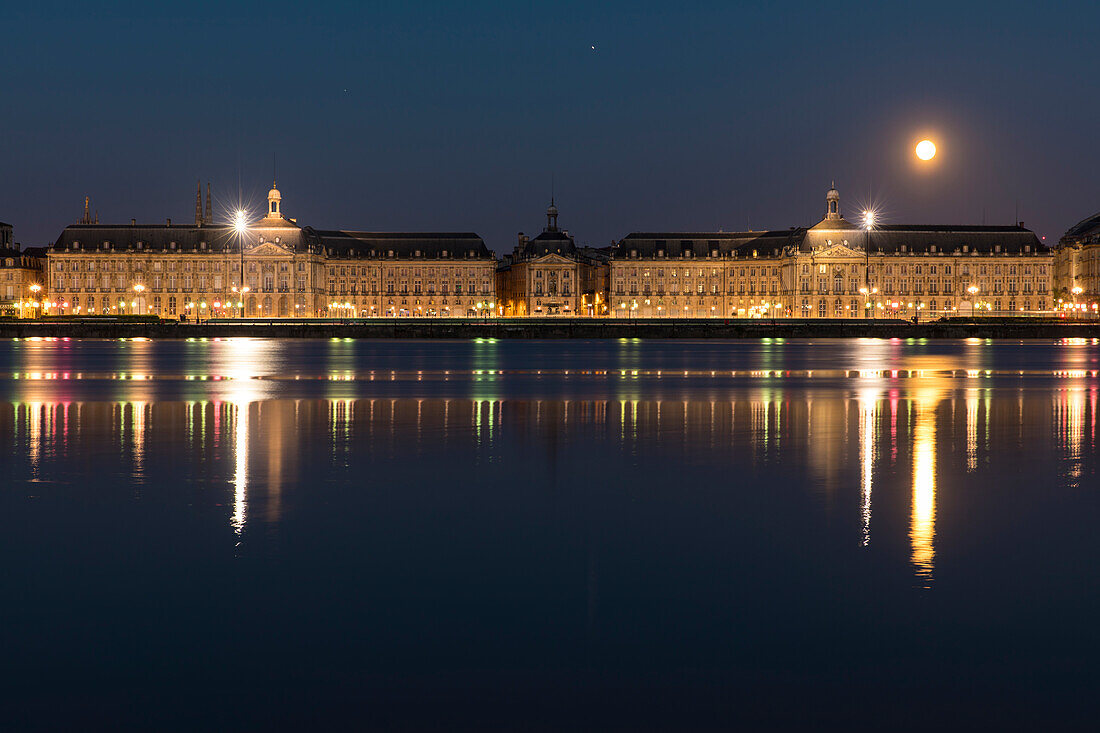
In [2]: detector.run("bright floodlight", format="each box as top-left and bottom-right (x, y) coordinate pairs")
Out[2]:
(234, 210), (248, 234)
(863, 210), (876, 229)
(915, 139), (936, 161)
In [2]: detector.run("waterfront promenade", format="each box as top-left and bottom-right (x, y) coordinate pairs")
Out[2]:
(3, 317), (1100, 339)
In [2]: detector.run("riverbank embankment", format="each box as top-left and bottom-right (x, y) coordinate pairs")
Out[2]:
(3, 318), (1100, 339)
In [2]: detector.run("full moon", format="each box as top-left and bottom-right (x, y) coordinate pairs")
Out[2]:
(915, 139), (937, 161)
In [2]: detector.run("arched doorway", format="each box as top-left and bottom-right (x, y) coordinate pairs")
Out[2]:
(277, 296), (288, 317)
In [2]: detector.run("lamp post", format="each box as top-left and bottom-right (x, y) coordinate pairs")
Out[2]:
(234, 210), (250, 317)
(862, 210), (876, 319)
(967, 285), (979, 318)
(132, 283), (146, 316)
(28, 284), (41, 319)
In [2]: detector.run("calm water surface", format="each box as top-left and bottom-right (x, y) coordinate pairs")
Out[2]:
(1, 338), (1098, 730)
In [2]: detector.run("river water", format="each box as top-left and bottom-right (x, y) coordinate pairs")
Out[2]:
(1, 338), (1098, 730)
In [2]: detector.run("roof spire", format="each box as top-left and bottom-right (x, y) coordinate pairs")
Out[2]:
(195, 180), (203, 226)
(81, 196), (92, 225)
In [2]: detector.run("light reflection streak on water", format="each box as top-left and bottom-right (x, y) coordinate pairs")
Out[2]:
(858, 390), (877, 547)
(1055, 387), (1087, 485)
(910, 392), (939, 587)
(222, 340), (267, 543)
(131, 401), (147, 483)
(966, 391), (979, 472)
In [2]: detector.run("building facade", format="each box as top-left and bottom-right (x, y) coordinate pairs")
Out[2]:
(313, 230), (496, 317)
(1054, 211), (1100, 311)
(496, 201), (609, 316)
(45, 185), (495, 318)
(1, 222), (47, 317)
(610, 186), (1053, 318)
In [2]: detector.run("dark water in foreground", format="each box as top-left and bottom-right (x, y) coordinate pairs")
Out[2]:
(1, 337), (1098, 731)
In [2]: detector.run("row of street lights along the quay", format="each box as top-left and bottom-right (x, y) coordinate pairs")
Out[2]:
(1058, 286), (1098, 316)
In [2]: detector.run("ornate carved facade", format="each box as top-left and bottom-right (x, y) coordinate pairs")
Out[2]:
(496, 201), (610, 317)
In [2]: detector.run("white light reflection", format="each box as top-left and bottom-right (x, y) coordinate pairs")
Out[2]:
(857, 390), (878, 547)
(222, 339), (264, 544)
(965, 390), (979, 472)
(232, 400), (249, 540)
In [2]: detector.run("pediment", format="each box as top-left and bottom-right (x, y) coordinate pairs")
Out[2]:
(247, 241), (293, 256)
(531, 253), (575, 265)
(815, 242), (864, 258)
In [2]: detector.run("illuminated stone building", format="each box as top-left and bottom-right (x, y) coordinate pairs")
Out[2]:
(1054, 211), (1100, 310)
(45, 184), (495, 318)
(1, 221), (47, 316)
(311, 231), (496, 317)
(47, 186), (326, 317)
(611, 185), (1053, 318)
(496, 201), (610, 316)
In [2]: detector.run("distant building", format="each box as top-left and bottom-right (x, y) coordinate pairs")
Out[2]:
(0, 222), (47, 317)
(610, 185), (1053, 318)
(496, 201), (609, 316)
(45, 184), (495, 318)
(1054, 211), (1100, 309)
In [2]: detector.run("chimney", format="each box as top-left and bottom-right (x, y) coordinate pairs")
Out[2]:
(166, 218), (172, 226)
(131, 218), (136, 226)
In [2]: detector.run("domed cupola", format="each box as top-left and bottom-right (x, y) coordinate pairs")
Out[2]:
(267, 182), (282, 218)
(826, 181), (841, 221)
(546, 198), (559, 232)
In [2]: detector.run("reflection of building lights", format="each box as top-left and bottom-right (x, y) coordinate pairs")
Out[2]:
(910, 394), (939, 586)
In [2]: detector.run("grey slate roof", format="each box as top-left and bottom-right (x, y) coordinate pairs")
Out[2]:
(815, 224), (1047, 255)
(313, 230), (492, 259)
(616, 224), (1047, 257)
(50, 224), (324, 252)
(519, 230), (577, 258)
(615, 230), (799, 258)
(1061, 212), (1100, 244)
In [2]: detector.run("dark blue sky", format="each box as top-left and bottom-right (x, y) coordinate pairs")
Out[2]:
(4, 0), (1098, 252)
